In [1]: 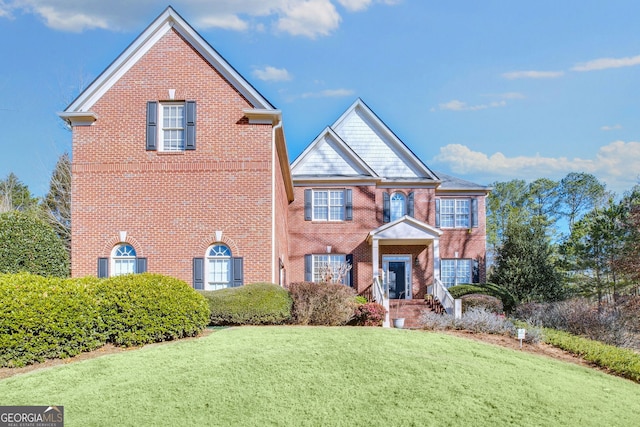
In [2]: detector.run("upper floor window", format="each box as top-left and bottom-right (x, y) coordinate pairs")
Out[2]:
(436, 198), (478, 229)
(304, 189), (353, 221)
(390, 192), (406, 222)
(383, 191), (414, 223)
(146, 101), (196, 152)
(160, 103), (185, 151)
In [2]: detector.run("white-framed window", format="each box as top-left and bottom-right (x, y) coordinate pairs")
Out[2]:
(111, 244), (137, 276)
(313, 189), (345, 221)
(159, 102), (185, 151)
(440, 259), (472, 287)
(390, 192), (406, 222)
(312, 254), (350, 286)
(439, 199), (470, 228)
(206, 244), (232, 291)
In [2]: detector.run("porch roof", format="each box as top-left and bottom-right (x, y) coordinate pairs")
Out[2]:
(367, 215), (442, 246)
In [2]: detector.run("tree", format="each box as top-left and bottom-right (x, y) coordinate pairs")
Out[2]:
(613, 186), (640, 290)
(490, 218), (563, 303)
(0, 173), (39, 213)
(486, 179), (530, 254)
(0, 210), (70, 277)
(43, 152), (71, 253)
(558, 172), (606, 230)
(560, 199), (627, 306)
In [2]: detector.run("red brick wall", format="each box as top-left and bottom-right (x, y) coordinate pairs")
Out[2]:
(71, 29), (278, 285)
(287, 185), (487, 295)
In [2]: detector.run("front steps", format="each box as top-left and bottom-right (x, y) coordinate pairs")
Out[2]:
(389, 297), (446, 329)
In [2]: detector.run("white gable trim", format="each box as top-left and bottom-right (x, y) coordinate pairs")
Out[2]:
(367, 215), (442, 246)
(332, 99), (439, 180)
(291, 126), (378, 177)
(63, 7), (273, 115)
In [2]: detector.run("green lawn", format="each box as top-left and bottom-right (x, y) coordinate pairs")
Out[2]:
(1, 327), (638, 426)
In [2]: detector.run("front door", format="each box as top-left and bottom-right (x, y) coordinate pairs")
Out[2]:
(383, 255), (412, 299)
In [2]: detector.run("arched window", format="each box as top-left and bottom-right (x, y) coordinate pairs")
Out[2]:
(206, 244), (232, 291)
(390, 192), (406, 222)
(111, 244), (137, 276)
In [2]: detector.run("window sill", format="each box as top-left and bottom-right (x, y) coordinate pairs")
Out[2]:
(156, 151), (186, 155)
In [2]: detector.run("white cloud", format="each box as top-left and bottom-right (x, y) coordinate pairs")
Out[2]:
(432, 141), (640, 194)
(502, 70), (564, 79)
(337, 0), (372, 11)
(437, 99), (506, 112)
(601, 124), (622, 131)
(252, 66), (292, 82)
(277, 0), (341, 38)
(301, 88), (355, 98)
(572, 54), (640, 72)
(0, 0), (398, 37)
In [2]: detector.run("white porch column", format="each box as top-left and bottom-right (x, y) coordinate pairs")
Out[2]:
(372, 238), (390, 328)
(372, 238), (379, 280)
(433, 238), (440, 294)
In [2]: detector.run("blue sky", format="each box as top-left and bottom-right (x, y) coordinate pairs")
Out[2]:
(1, 0), (640, 196)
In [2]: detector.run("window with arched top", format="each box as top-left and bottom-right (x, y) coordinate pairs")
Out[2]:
(390, 192), (406, 222)
(206, 244), (232, 291)
(111, 244), (137, 276)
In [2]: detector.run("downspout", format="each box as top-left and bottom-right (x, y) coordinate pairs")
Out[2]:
(272, 119), (283, 285)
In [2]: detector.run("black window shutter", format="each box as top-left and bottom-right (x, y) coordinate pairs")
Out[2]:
(146, 101), (158, 151)
(407, 192), (414, 218)
(383, 193), (390, 223)
(472, 259), (480, 283)
(304, 254), (313, 282)
(346, 254), (353, 287)
(471, 198), (478, 228)
(345, 189), (353, 221)
(193, 258), (204, 290)
(435, 199), (441, 228)
(231, 257), (243, 287)
(98, 258), (109, 278)
(185, 101), (196, 150)
(136, 258), (147, 274)
(304, 189), (312, 221)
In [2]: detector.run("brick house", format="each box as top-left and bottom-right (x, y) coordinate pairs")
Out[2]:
(60, 7), (488, 305)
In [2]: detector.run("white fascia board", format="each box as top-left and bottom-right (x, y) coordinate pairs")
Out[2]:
(64, 7), (273, 114)
(57, 111), (98, 126)
(292, 176), (380, 186)
(243, 109), (282, 124)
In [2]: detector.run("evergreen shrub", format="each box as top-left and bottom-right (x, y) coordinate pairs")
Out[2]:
(94, 273), (209, 346)
(0, 273), (105, 367)
(448, 283), (517, 313)
(199, 283), (292, 325)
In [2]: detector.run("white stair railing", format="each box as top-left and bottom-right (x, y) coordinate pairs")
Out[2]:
(372, 276), (390, 328)
(433, 277), (460, 317)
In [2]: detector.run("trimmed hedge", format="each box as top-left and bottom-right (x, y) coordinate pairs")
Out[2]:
(0, 273), (105, 367)
(199, 283), (292, 325)
(95, 274), (210, 346)
(0, 273), (210, 367)
(543, 328), (640, 383)
(448, 283), (517, 313)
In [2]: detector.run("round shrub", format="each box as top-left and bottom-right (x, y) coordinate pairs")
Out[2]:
(448, 283), (516, 313)
(0, 211), (69, 277)
(288, 281), (356, 326)
(199, 283), (292, 325)
(94, 273), (209, 346)
(352, 302), (386, 326)
(461, 294), (503, 314)
(0, 273), (105, 367)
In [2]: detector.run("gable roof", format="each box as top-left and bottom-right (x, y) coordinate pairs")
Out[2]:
(367, 215), (442, 245)
(290, 126), (378, 178)
(61, 6), (274, 120)
(292, 99), (439, 183)
(434, 171), (490, 193)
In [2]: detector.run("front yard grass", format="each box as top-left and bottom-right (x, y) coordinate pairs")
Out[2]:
(0, 327), (638, 426)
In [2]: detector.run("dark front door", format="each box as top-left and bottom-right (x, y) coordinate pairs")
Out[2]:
(389, 261), (406, 299)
